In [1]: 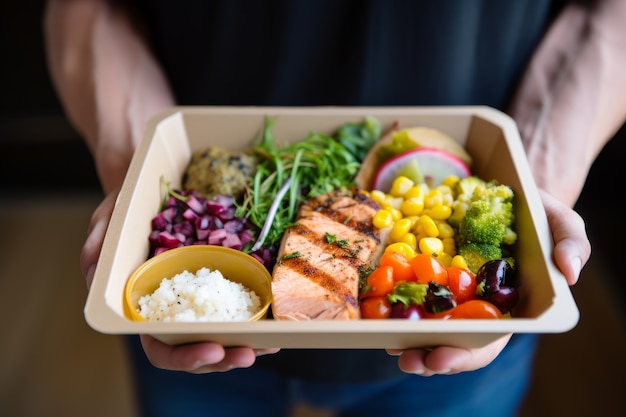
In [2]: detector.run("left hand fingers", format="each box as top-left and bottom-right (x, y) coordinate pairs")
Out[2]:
(540, 190), (591, 285)
(387, 334), (511, 376)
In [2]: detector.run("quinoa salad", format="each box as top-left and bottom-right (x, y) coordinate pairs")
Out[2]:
(137, 267), (262, 322)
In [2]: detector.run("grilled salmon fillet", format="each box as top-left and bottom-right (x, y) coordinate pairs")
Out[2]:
(271, 189), (382, 320)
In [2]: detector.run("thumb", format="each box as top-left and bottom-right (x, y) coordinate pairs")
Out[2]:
(540, 190), (591, 285)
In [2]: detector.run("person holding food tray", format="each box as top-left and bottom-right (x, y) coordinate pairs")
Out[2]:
(44, 1), (625, 416)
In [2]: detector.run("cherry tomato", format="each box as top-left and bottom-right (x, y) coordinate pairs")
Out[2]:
(360, 265), (395, 299)
(360, 296), (392, 319)
(428, 299), (503, 319)
(446, 266), (477, 304)
(408, 253), (448, 286)
(379, 250), (415, 283)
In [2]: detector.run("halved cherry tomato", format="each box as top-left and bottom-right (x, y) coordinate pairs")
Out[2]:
(427, 299), (503, 319)
(379, 250), (415, 283)
(360, 265), (395, 299)
(408, 253), (448, 286)
(360, 296), (392, 319)
(446, 266), (477, 304)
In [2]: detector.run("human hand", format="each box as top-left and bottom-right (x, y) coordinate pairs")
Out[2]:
(80, 190), (280, 372)
(80, 189), (119, 288)
(388, 189), (591, 375)
(140, 335), (280, 373)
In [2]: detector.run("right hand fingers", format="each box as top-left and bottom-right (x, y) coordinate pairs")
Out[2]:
(80, 189), (119, 288)
(140, 334), (280, 373)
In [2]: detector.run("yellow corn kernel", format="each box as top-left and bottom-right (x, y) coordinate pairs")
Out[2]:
(373, 209), (394, 229)
(382, 196), (404, 211)
(438, 252), (453, 267)
(442, 175), (460, 188)
(442, 237), (457, 257)
(369, 190), (387, 206)
(403, 185), (422, 200)
(399, 232), (417, 250)
(387, 207), (403, 221)
(389, 218), (413, 242)
(390, 176), (415, 197)
(424, 203), (452, 220)
(385, 242), (417, 259)
(413, 232), (428, 251)
(436, 184), (453, 195)
(404, 215), (419, 229)
(400, 198), (424, 217)
(419, 237), (444, 256)
(437, 222), (455, 238)
(424, 197), (442, 209)
(451, 255), (468, 269)
(424, 188), (443, 204)
(442, 193), (454, 207)
(415, 215), (439, 237)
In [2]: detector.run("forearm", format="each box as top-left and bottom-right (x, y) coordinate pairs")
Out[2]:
(509, 0), (626, 207)
(44, 0), (174, 194)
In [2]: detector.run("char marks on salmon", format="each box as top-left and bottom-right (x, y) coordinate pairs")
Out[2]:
(271, 189), (381, 320)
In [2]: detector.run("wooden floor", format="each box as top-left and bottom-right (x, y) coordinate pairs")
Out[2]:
(1, 191), (624, 417)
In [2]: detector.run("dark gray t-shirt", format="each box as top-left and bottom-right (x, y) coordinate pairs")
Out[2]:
(133, 0), (559, 382)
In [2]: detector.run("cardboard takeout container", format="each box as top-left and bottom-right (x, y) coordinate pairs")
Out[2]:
(84, 106), (579, 349)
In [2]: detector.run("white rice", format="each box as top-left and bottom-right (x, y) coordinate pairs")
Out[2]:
(137, 267), (261, 322)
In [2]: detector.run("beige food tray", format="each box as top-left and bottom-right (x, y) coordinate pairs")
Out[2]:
(84, 106), (579, 349)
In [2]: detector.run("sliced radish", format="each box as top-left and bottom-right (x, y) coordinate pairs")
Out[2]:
(372, 147), (471, 192)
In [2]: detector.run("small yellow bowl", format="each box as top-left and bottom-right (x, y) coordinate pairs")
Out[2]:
(123, 245), (272, 322)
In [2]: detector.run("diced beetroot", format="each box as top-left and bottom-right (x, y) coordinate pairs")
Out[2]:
(151, 212), (169, 230)
(174, 220), (195, 237)
(239, 229), (254, 245)
(206, 201), (228, 216)
(195, 215), (211, 230)
(196, 228), (210, 240)
(158, 231), (180, 248)
(154, 247), (170, 256)
(217, 207), (236, 221)
(161, 206), (179, 222)
(250, 248), (274, 268)
(256, 248), (275, 265)
(164, 196), (179, 208)
(213, 194), (233, 207)
(224, 219), (244, 234)
(222, 233), (242, 250)
(148, 230), (161, 247)
(185, 195), (206, 215)
(208, 229), (227, 245)
(250, 253), (264, 264)
(149, 188), (267, 260)
(182, 208), (199, 221)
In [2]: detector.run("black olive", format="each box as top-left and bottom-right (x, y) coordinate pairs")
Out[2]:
(424, 281), (457, 314)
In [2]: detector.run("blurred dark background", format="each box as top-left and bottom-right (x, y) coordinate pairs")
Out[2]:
(1, 2), (625, 417)
(0, 0), (100, 193)
(0, 2), (624, 307)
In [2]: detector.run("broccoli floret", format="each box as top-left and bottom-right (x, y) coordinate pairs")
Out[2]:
(448, 201), (468, 228)
(502, 227), (518, 246)
(451, 176), (516, 246)
(458, 200), (506, 246)
(458, 242), (502, 274)
(450, 176), (518, 272)
(472, 183), (515, 227)
(452, 176), (485, 202)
